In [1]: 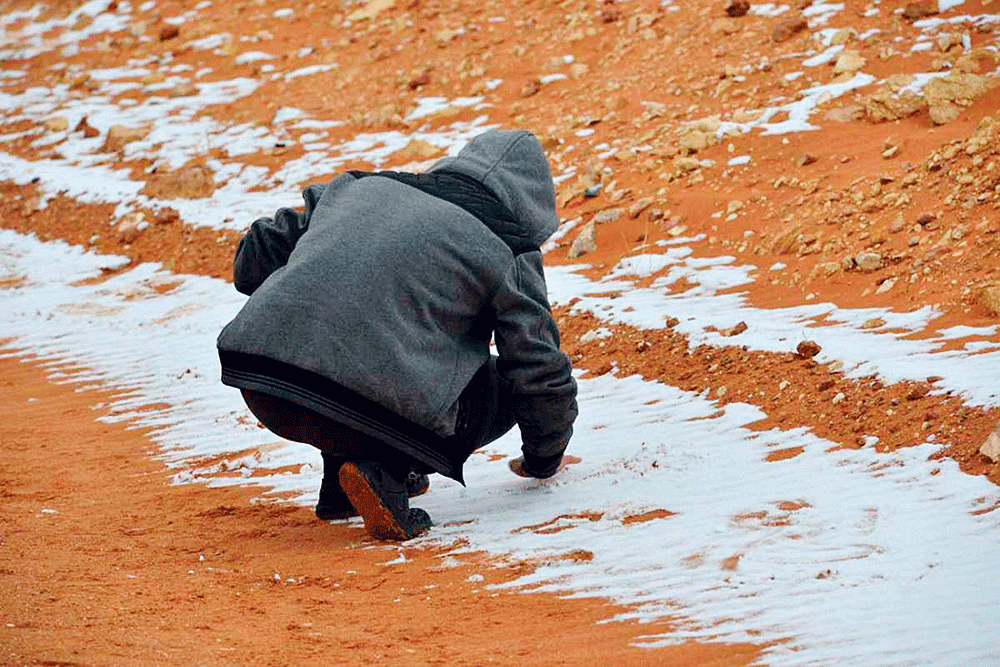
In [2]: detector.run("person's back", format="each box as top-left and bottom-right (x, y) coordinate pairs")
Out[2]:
(218, 129), (578, 539)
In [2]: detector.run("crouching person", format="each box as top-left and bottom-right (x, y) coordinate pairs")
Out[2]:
(217, 130), (578, 540)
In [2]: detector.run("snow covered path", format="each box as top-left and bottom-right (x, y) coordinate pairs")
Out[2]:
(2, 229), (998, 667)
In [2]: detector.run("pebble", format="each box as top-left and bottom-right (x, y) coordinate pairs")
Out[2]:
(593, 209), (622, 225)
(854, 251), (882, 272)
(875, 277), (897, 294)
(906, 385), (930, 401)
(725, 0), (750, 17)
(104, 124), (149, 152)
(889, 214), (906, 233)
(680, 130), (710, 152)
(519, 79), (541, 98)
(861, 317), (885, 329)
(772, 17), (808, 43)
(796, 340), (821, 359)
(74, 116), (100, 138)
(158, 24), (180, 41)
(902, 0), (938, 19)
(44, 116), (69, 132)
(567, 221), (596, 259)
(584, 183), (602, 198)
(116, 211), (147, 244)
(628, 197), (654, 219)
(980, 422), (1000, 463)
(832, 50), (866, 76)
(721, 321), (748, 337)
(797, 154), (818, 167)
(980, 284), (1000, 317)
(832, 392), (846, 405)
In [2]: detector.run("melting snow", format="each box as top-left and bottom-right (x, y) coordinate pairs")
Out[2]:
(0, 229), (998, 667)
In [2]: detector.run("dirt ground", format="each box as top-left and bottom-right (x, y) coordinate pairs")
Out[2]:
(0, 354), (763, 666)
(2, 0), (1000, 663)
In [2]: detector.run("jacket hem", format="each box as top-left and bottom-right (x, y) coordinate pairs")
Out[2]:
(219, 350), (464, 483)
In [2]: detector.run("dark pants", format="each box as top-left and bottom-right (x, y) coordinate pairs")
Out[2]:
(241, 358), (517, 477)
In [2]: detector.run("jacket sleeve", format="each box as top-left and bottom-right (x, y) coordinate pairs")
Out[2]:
(492, 251), (578, 475)
(232, 183), (326, 295)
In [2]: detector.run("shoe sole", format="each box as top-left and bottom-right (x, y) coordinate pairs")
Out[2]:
(338, 463), (411, 541)
(316, 476), (429, 522)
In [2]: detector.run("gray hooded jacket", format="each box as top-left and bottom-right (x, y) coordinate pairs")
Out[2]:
(217, 130), (577, 478)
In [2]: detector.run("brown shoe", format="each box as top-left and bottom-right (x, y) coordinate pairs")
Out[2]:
(338, 460), (432, 540)
(316, 460), (430, 521)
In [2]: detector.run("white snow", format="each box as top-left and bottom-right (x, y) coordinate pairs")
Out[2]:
(1, 229), (999, 667)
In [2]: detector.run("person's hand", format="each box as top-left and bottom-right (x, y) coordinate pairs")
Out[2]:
(508, 455), (582, 479)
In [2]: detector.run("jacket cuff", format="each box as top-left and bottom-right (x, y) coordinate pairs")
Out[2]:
(521, 452), (563, 479)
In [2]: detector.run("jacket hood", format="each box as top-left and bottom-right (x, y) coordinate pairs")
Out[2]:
(429, 130), (559, 248)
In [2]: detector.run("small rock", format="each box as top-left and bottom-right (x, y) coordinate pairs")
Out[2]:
(144, 164), (215, 199)
(666, 224), (688, 237)
(593, 209), (622, 225)
(726, 200), (745, 215)
(796, 340), (821, 359)
(158, 24), (180, 41)
(584, 183), (602, 198)
(902, 0), (938, 20)
(832, 392), (846, 405)
(980, 423), (1000, 463)
(937, 33), (962, 53)
(861, 317), (885, 329)
(819, 261), (840, 277)
(116, 211), (147, 244)
(519, 79), (542, 98)
(394, 139), (443, 161)
(104, 124), (148, 152)
(881, 145), (899, 159)
(875, 277), (897, 294)
(721, 321), (748, 337)
(155, 209), (179, 225)
(44, 116), (69, 132)
(347, 0), (396, 21)
(408, 72), (431, 90)
(772, 16), (808, 43)
(725, 0), (750, 17)
(628, 197), (654, 219)
(680, 130), (710, 152)
(980, 284), (1000, 317)
(171, 82), (198, 97)
(854, 252), (882, 272)
(832, 50), (866, 76)
(906, 385), (931, 401)
(74, 116), (100, 138)
(916, 212), (937, 226)
(830, 28), (855, 45)
(797, 154), (818, 167)
(567, 221), (597, 259)
(824, 106), (862, 123)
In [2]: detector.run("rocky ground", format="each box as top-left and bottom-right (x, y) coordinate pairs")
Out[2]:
(1, 0), (1000, 664)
